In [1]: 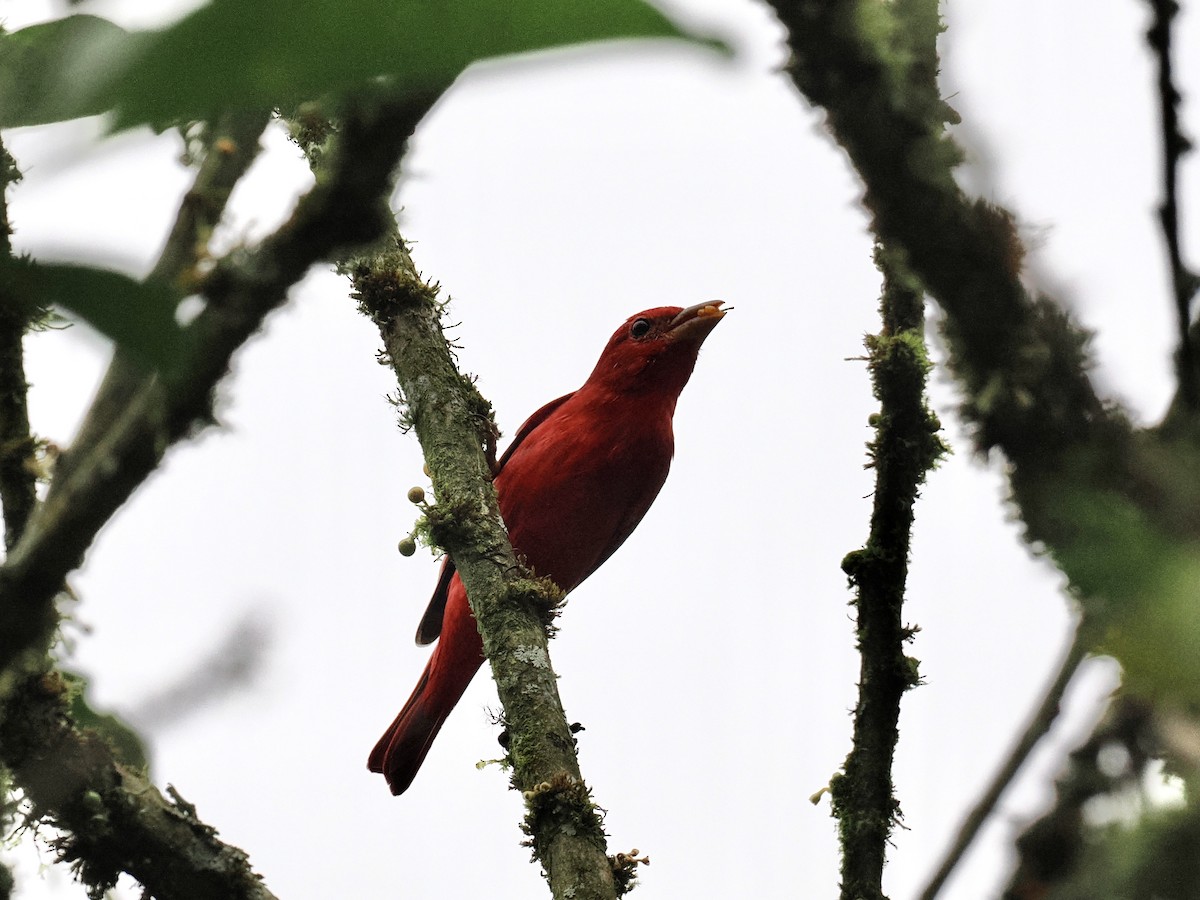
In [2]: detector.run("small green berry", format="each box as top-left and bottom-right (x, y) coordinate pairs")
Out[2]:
(81, 791), (104, 813)
(407, 485), (426, 504)
(397, 537), (417, 557)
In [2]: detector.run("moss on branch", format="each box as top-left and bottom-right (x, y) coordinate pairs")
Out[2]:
(767, 0), (1200, 698)
(767, 1), (1200, 893)
(354, 239), (621, 900)
(0, 91), (431, 897)
(0, 673), (274, 900)
(833, 246), (944, 900)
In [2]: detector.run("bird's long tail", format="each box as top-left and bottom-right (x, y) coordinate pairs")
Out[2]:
(368, 598), (484, 795)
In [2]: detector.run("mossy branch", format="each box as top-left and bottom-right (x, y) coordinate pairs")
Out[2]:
(0, 113), (292, 898)
(47, 109), (272, 499)
(0, 672), (276, 900)
(768, 0), (1200, 694)
(0, 136), (35, 555)
(0, 128), (28, 900)
(833, 246), (945, 900)
(0, 92), (424, 897)
(353, 239), (621, 900)
(0, 94), (422, 677)
(764, 0), (1200, 890)
(771, 0), (1106, 463)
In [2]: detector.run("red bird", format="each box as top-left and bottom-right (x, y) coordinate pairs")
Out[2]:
(369, 301), (727, 795)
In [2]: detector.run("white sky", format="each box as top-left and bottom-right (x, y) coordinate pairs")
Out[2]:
(2, 0), (1195, 897)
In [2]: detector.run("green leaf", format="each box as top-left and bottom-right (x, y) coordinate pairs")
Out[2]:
(0, 0), (730, 129)
(0, 15), (135, 127)
(1, 259), (188, 373)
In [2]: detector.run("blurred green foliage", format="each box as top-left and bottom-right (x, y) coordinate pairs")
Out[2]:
(0, 1), (727, 130)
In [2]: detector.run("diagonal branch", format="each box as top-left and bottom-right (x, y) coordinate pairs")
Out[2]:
(0, 90), (431, 894)
(353, 239), (622, 900)
(0, 91), (432, 676)
(766, 1), (1200, 648)
(771, 0), (1111, 466)
(918, 625), (1088, 900)
(283, 98), (627, 897)
(51, 108), (273, 498)
(765, 0), (1200, 890)
(1001, 696), (1155, 899)
(1145, 0), (1200, 414)
(1, 672), (278, 900)
(0, 124), (282, 898)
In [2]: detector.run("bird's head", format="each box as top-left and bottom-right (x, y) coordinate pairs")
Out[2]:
(584, 301), (727, 399)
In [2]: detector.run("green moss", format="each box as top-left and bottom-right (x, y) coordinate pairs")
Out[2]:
(345, 238), (441, 325)
(508, 575), (567, 635)
(520, 774), (609, 877)
(421, 498), (485, 551)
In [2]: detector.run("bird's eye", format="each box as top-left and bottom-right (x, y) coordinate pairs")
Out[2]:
(630, 318), (652, 340)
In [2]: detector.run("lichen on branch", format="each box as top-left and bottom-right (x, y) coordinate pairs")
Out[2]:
(351, 239), (622, 900)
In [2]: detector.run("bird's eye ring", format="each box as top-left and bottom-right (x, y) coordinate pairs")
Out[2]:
(630, 318), (652, 339)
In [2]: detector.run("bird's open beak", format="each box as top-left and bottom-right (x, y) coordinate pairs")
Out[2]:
(668, 300), (728, 344)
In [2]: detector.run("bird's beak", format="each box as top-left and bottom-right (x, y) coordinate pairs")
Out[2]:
(668, 300), (728, 344)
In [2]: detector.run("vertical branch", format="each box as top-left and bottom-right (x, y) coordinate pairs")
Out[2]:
(0, 313), (35, 554)
(834, 247), (946, 900)
(0, 130), (27, 900)
(1145, 0), (1200, 411)
(0, 137), (36, 552)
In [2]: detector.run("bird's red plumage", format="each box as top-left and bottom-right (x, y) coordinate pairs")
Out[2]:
(369, 302), (725, 794)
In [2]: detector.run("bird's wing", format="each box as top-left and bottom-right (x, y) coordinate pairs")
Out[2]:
(494, 391), (575, 470)
(413, 391), (576, 645)
(415, 558), (457, 645)
(576, 463), (670, 588)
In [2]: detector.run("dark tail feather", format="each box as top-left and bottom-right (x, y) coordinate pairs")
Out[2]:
(368, 640), (482, 795)
(368, 668), (447, 795)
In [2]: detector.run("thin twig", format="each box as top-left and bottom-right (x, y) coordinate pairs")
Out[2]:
(1145, 0), (1200, 411)
(49, 108), (272, 496)
(834, 247), (945, 900)
(1002, 696), (1153, 899)
(918, 624), (1089, 900)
